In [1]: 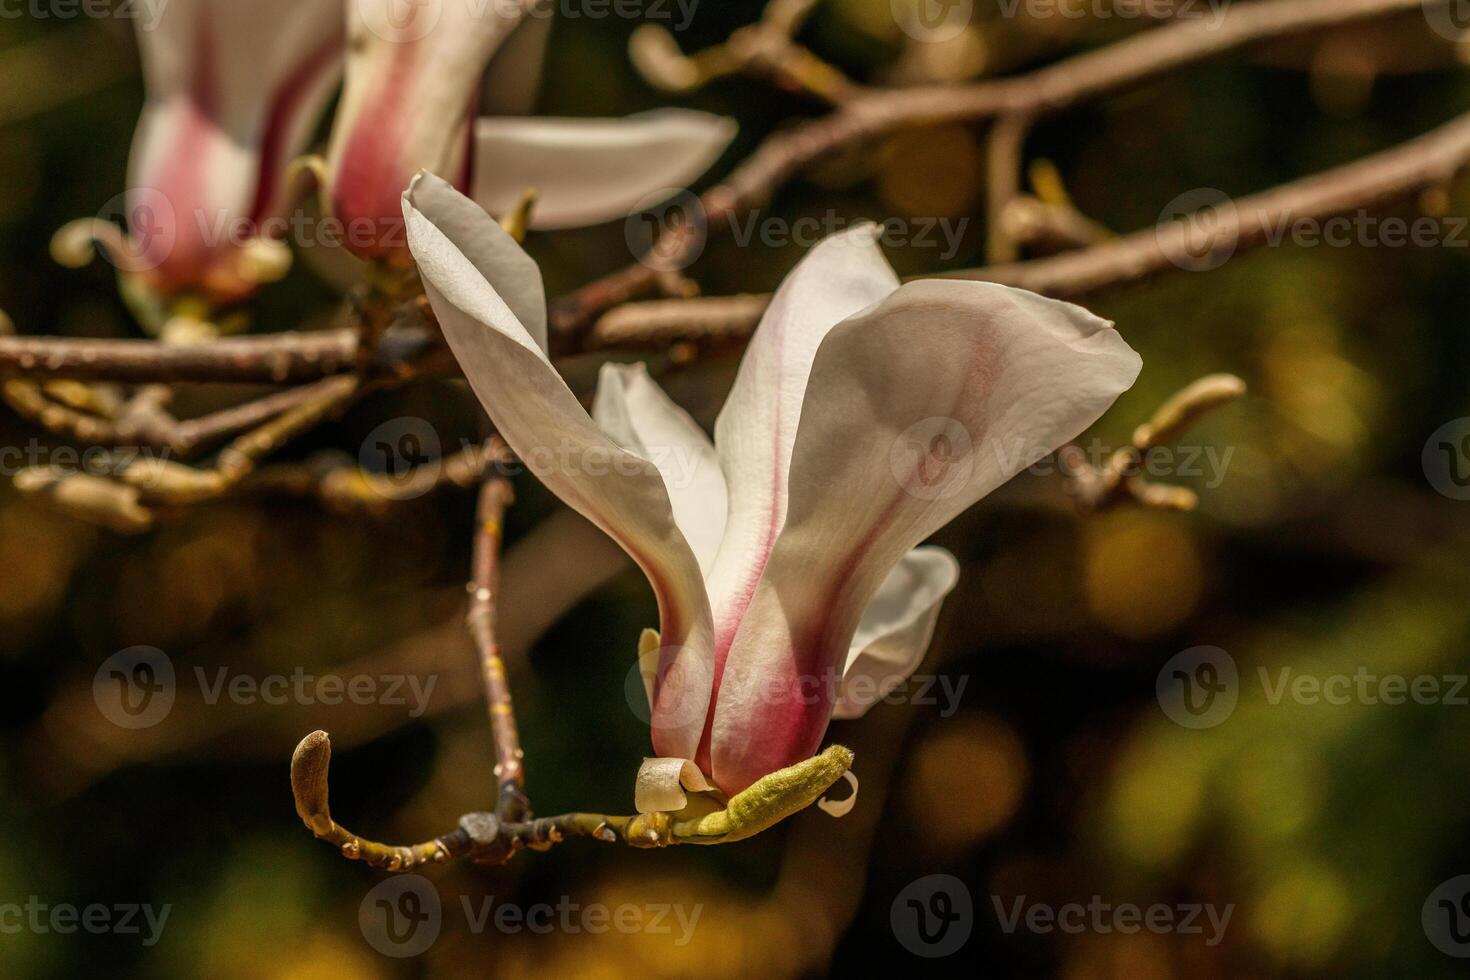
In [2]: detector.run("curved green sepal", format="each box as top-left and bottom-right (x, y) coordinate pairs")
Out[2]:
(671, 745), (855, 845)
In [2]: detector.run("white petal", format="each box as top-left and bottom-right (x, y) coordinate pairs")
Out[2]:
(127, 0), (344, 297)
(704, 224), (899, 642)
(593, 363), (728, 577)
(635, 757), (712, 814)
(404, 173), (715, 759)
(404, 174), (547, 351)
(471, 110), (736, 230)
(711, 279), (1141, 794)
(328, 0), (528, 255)
(833, 546), (960, 720)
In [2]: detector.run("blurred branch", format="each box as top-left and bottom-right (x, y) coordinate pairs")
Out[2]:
(550, 0), (1440, 334)
(245, 438), (513, 514)
(1062, 373), (1248, 512)
(967, 108), (1470, 297)
(630, 0), (857, 104)
(583, 103), (1470, 341)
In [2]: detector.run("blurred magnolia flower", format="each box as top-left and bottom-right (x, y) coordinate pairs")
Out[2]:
(402, 173), (1141, 801)
(327, 0), (735, 261)
(122, 0), (345, 305)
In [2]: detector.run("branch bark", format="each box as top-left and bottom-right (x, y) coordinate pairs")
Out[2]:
(548, 0), (1440, 334)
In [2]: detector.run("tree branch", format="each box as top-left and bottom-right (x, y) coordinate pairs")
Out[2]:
(467, 475), (529, 823)
(548, 0), (1439, 334)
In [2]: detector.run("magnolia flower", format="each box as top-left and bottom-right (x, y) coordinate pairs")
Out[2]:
(327, 0), (735, 260)
(401, 174), (1142, 804)
(124, 0), (345, 304)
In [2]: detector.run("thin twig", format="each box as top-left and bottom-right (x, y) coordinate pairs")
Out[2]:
(1063, 373), (1248, 512)
(549, 0), (1439, 334)
(963, 107), (1470, 297)
(583, 104), (1470, 342)
(467, 474), (529, 823)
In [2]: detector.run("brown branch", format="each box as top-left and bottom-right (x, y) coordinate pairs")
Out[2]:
(582, 103), (1470, 342)
(549, 0), (1438, 334)
(964, 107), (1470, 298)
(0, 329), (360, 385)
(467, 475), (529, 823)
(1063, 373), (1248, 512)
(0, 0), (1441, 381)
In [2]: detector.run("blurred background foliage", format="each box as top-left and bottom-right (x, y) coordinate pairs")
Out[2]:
(2, 1), (1470, 977)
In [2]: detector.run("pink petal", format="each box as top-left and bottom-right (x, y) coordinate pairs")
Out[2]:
(403, 174), (715, 759)
(327, 0), (527, 259)
(710, 280), (1141, 794)
(127, 0), (344, 300)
